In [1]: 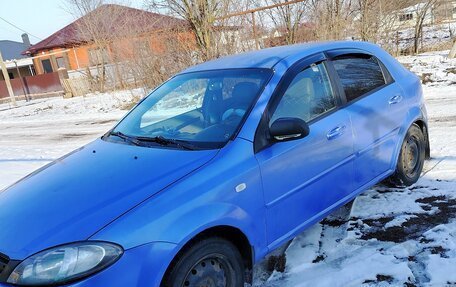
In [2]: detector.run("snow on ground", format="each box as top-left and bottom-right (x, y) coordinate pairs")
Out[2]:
(398, 50), (456, 85)
(0, 89), (143, 189)
(0, 51), (455, 286)
(395, 23), (456, 51)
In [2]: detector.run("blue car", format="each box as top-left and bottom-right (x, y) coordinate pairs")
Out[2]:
(0, 41), (429, 287)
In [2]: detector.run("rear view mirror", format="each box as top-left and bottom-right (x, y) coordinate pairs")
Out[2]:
(270, 117), (310, 142)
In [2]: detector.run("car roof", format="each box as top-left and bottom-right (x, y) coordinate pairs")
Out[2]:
(181, 41), (384, 73)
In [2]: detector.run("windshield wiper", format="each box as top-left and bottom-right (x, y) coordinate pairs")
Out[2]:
(108, 131), (141, 146)
(108, 132), (198, 150)
(134, 135), (197, 150)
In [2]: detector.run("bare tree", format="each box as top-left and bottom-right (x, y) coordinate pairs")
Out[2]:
(377, 0), (410, 55)
(308, 0), (355, 40)
(65, 0), (133, 91)
(412, 0), (439, 54)
(356, 0), (381, 42)
(261, 0), (309, 45)
(118, 30), (196, 89)
(147, 0), (234, 60)
(64, 0), (196, 94)
(351, 0), (410, 55)
(212, 1), (260, 54)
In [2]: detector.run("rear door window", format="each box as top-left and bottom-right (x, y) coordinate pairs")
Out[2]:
(332, 55), (386, 102)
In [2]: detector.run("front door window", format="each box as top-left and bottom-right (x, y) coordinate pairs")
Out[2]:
(270, 62), (336, 125)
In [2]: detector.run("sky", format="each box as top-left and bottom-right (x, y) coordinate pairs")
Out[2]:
(0, 0), (143, 44)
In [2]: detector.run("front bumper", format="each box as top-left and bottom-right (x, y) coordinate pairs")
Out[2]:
(0, 241), (178, 287)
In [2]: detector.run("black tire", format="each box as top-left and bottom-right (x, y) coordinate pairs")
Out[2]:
(163, 238), (245, 287)
(387, 124), (425, 187)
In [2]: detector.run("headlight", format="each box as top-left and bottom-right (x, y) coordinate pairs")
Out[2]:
(7, 241), (123, 286)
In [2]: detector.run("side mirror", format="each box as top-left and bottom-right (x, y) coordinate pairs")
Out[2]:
(270, 117), (310, 142)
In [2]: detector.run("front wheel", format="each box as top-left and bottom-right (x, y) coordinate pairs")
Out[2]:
(163, 238), (245, 287)
(387, 124), (425, 187)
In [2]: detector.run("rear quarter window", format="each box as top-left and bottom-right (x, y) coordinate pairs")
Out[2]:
(332, 56), (386, 102)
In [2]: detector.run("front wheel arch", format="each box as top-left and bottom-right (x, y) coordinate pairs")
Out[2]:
(161, 225), (253, 286)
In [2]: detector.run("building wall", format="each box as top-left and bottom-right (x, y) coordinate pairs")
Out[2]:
(32, 46), (88, 74)
(68, 46), (90, 70)
(393, 9), (434, 30)
(30, 31), (195, 75)
(392, 1), (456, 30)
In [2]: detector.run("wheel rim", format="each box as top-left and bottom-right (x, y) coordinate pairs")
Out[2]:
(182, 255), (230, 287)
(402, 135), (421, 178)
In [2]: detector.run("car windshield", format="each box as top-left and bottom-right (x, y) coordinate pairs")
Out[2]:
(108, 68), (272, 149)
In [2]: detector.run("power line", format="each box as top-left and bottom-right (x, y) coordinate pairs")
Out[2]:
(0, 16), (42, 41)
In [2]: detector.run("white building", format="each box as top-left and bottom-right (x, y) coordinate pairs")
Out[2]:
(394, 1), (456, 29)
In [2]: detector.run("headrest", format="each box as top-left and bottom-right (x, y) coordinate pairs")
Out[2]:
(287, 77), (314, 97)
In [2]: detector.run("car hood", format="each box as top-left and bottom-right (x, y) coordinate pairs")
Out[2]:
(0, 139), (218, 259)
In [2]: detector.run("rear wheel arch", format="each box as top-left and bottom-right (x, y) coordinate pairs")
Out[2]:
(394, 118), (430, 168)
(161, 225), (254, 285)
(413, 119), (430, 159)
(387, 123), (426, 187)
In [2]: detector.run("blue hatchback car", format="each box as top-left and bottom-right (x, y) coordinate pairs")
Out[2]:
(0, 41), (429, 287)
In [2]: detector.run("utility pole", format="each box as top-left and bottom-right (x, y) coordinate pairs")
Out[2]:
(14, 60), (29, 102)
(0, 51), (17, 106)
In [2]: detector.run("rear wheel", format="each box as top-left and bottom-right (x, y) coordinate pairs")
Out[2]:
(163, 238), (245, 287)
(387, 124), (425, 187)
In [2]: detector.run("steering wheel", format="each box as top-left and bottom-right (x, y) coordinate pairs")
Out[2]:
(222, 108), (246, 122)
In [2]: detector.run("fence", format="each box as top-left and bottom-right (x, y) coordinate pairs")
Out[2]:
(0, 72), (64, 102)
(61, 77), (91, 97)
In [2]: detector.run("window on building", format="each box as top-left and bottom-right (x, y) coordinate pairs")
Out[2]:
(332, 55), (386, 102)
(399, 13), (413, 21)
(29, 65), (36, 76)
(8, 72), (14, 79)
(270, 62), (336, 124)
(56, 57), (67, 69)
(41, 59), (53, 73)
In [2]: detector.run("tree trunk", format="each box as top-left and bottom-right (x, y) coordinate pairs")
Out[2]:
(413, 19), (423, 55)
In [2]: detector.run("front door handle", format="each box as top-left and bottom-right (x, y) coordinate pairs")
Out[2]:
(388, 94), (403, 105)
(327, 125), (346, 140)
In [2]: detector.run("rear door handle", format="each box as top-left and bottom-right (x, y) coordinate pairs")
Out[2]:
(388, 94), (403, 105)
(327, 125), (346, 140)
